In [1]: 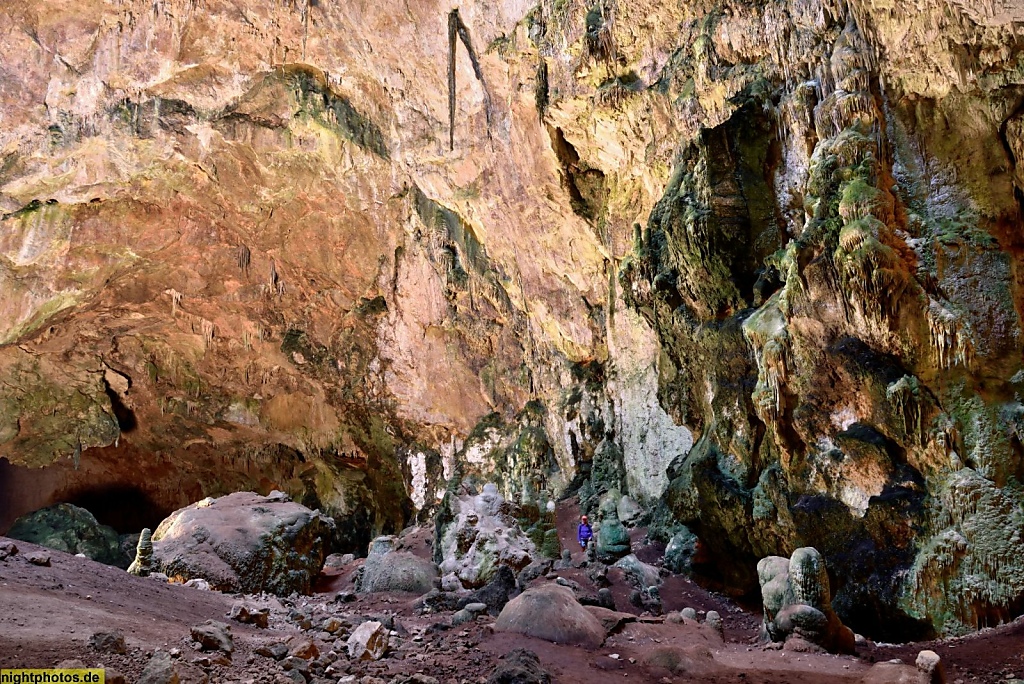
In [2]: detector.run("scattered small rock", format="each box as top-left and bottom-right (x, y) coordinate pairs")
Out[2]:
(322, 616), (347, 634)
(487, 648), (551, 684)
(137, 650), (179, 684)
(706, 610), (724, 636)
(183, 578), (212, 590)
(681, 607), (697, 620)
(89, 630), (127, 654)
(228, 601), (270, 628)
(281, 656), (309, 674)
(0, 541), (18, 559)
(25, 551), (51, 566)
(190, 620), (233, 654)
(287, 636), (320, 659)
(334, 591), (357, 604)
(916, 650), (946, 684)
(452, 609), (475, 626)
(256, 643), (289, 660)
(347, 620), (389, 661)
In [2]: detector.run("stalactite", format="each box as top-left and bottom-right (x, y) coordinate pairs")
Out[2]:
(269, 258), (282, 295)
(887, 375), (923, 445)
(237, 243), (251, 274)
(447, 8), (493, 151)
(928, 299), (976, 369)
(167, 288), (183, 315)
(448, 10), (458, 151)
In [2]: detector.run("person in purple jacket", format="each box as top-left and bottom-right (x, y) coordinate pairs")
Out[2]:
(577, 514), (593, 550)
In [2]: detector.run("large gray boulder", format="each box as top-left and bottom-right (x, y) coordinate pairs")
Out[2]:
(358, 535), (438, 594)
(494, 583), (606, 649)
(758, 547), (855, 654)
(150, 491), (334, 595)
(614, 553), (661, 589)
(7, 503), (128, 567)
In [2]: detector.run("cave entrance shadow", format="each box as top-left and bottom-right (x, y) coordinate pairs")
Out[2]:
(67, 485), (169, 533)
(103, 384), (138, 432)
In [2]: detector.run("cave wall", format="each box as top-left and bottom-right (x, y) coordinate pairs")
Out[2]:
(1, 0), (1024, 638)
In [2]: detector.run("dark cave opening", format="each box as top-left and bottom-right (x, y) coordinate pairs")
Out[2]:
(103, 382), (138, 433)
(65, 484), (171, 534)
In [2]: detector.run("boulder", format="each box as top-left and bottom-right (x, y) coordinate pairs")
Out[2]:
(256, 643), (289, 660)
(487, 648), (551, 684)
(641, 645), (715, 677)
(137, 650), (206, 684)
(358, 536), (437, 594)
(859, 660), (929, 684)
(89, 630), (127, 654)
(494, 584), (606, 649)
(287, 636), (319, 659)
(613, 554), (661, 589)
(227, 602), (270, 628)
(578, 588), (616, 610)
(7, 504), (127, 567)
(584, 606), (636, 634)
(758, 547), (855, 654)
(916, 651), (946, 684)
(457, 565), (517, 614)
(324, 553), (355, 569)
(705, 610), (724, 636)
(452, 609), (475, 626)
(25, 551), (51, 566)
(190, 621), (233, 654)
(150, 492), (334, 595)
(415, 589), (462, 613)
(347, 620), (388, 661)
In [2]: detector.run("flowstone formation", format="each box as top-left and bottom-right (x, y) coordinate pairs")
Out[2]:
(758, 547), (855, 654)
(611, 0), (1024, 638)
(434, 483), (537, 589)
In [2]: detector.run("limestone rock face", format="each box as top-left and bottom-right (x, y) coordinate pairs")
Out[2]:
(7, 503), (127, 567)
(1, 0), (1024, 640)
(150, 492), (334, 595)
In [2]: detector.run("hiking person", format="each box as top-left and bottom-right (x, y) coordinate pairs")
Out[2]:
(577, 514), (593, 550)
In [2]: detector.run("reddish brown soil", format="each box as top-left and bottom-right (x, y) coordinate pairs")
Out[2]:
(3, 509), (1024, 683)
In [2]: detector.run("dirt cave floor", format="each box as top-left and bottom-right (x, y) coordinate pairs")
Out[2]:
(2, 511), (1024, 683)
